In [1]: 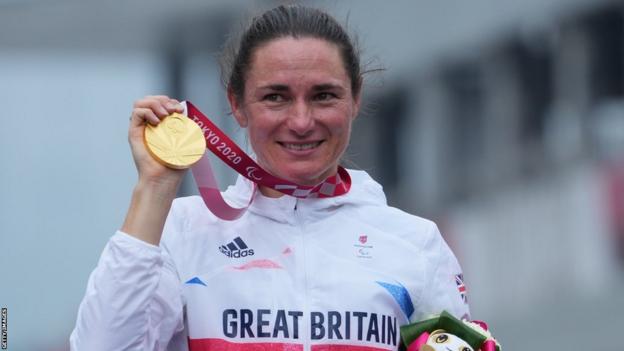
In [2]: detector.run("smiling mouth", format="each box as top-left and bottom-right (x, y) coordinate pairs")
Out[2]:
(279, 141), (323, 151)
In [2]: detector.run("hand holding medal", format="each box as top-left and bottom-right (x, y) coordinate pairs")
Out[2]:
(143, 112), (206, 169)
(128, 95), (190, 184)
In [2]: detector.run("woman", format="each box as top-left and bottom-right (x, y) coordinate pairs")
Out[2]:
(71, 5), (469, 351)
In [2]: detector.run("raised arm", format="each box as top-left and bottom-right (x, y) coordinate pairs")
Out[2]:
(70, 96), (189, 351)
(122, 95), (186, 245)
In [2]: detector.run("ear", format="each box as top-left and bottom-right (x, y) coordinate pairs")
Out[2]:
(227, 87), (248, 128)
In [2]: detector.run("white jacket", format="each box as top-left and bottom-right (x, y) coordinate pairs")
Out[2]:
(70, 170), (469, 351)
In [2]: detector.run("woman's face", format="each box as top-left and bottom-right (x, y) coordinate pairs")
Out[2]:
(229, 37), (360, 186)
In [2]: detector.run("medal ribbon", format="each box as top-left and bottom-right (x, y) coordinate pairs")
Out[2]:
(183, 101), (351, 220)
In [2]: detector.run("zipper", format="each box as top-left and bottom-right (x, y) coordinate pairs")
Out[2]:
(293, 199), (311, 351)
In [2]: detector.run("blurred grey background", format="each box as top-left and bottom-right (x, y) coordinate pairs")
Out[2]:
(1, 0), (624, 350)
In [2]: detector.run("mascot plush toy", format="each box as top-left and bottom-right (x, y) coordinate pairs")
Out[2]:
(400, 311), (501, 351)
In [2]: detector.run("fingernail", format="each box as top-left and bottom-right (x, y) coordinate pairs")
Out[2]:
(166, 103), (179, 110)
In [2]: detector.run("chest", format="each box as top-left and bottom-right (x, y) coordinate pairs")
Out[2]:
(176, 216), (427, 350)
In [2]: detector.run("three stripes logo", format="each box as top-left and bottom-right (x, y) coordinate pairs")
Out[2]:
(219, 237), (254, 258)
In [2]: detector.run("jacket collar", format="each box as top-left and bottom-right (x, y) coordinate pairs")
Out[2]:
(222, 169), (387, 225)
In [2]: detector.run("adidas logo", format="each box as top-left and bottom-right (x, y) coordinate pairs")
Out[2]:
(219, 236), (254, 258)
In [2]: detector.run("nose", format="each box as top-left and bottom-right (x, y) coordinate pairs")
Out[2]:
(287, 99), (315, 136)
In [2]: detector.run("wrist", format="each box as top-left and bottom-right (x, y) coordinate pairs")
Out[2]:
(136, 174), (182, 197)
(122, 179), (179, 246)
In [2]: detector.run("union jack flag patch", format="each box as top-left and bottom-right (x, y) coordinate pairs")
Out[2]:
(455, 274), (468, 303)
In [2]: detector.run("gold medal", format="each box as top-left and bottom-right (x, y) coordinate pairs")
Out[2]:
(144, 113), (206, 169)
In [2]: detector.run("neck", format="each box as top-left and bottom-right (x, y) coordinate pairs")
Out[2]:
(258, 185), (286, 198)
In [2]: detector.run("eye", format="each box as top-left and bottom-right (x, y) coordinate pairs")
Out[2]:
(263, 93), (285, 102)
(314, 92), (336, 101)
(460, 347), (472, 351)
(434, 334), (449, 343)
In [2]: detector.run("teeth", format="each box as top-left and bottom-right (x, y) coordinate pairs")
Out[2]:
(282, 142), (321, 151)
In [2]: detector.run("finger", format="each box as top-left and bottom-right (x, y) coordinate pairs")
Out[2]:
(149, 95), (180, 111)
(145, 95), (172, 101)
(133, 96), (170, 115)
(133, 96), (183, 118)
(131, 107), (160, 126)
(142, 99), (170, 118)
(164, 99), (184, 114)
(134, 96), (160, 108)
(142, 95), (173, 106)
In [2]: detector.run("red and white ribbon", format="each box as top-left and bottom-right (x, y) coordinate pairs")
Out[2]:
(183, 101), (351, 220)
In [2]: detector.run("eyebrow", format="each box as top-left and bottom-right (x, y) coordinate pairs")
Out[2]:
(312, 83), (345, 92)
(259, 84), (289, 91)
(258, 83), (345, 92)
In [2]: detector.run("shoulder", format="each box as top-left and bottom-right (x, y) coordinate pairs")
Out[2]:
(357, 202), (442, 251)
(344, 169), (443, 248)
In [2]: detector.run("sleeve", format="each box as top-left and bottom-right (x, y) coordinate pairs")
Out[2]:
(69, 230), (185, 351)
(410, 223), (470, 323)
